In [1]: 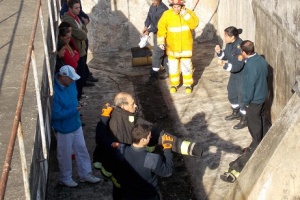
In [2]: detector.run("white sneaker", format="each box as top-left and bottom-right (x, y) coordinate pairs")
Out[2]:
(80, 173), (101, 183)
(59, 179), (78, 187)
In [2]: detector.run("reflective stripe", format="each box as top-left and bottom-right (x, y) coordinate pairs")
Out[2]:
(189, 142), (196, 155)
(111, 176), (121, 188)
(101, 166), (112, 178)
(146, 146), (156, 152)
(180, 140), (191, 155)
(168, 25), (190, 33)
(182, 74), (193, 86)
(184, 13), (191, 21)
(157, 36), (165, 44)
(167, 50), (192, 57)
(230, 170), (240, 178)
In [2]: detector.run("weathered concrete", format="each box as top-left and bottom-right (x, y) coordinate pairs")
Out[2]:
(82, 0), (219, 53)
(253, 0), (300, 122)
(225, 94), (300, 199)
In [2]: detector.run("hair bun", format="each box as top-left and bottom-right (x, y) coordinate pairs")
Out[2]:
(238, 28), (243, 34)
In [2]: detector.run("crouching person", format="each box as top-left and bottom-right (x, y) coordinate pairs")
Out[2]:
(52, 65), (101, 187)
(119, 124), (173, 200)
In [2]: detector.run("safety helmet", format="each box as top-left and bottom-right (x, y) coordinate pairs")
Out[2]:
(168, 0), (185, 6)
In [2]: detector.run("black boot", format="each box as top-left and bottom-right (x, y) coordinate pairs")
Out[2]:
(233, 114), (247, 129)
(225, 108), (240, 121)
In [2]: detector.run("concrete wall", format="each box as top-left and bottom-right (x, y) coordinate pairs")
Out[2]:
(225, 94), (300, 199)
(82, 0), (219, 53)
(253, 0), (300, 121)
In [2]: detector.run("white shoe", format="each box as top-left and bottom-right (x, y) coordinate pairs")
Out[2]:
(59, 179), (78, 187)
(80, 173), (101, 183)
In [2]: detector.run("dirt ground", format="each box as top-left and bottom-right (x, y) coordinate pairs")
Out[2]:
(46, 40), (251, 200)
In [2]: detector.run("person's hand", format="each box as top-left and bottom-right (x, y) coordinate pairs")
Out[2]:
(101, 103), (114, 117)
(81, 17), (89, 25)
(162, 134), (174, 149)
(158, 44), (165, 50)
(215, 45), (221, 54)
(142, 27), (149, 35)
(180, 8), (187, 16)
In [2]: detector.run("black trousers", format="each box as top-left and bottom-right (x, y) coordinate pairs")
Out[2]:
(246, 102), (266, 148)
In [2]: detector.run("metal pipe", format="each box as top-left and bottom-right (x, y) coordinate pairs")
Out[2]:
(47, 0), (56, 52)
(17, 122), (30, 200)
(39, 6), (54, 96)
(31, 50), (48, 160)
(0, 0), (42, 198)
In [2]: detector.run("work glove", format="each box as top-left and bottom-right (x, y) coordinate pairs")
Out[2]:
(138, 35), (150, 48)
(101, 103), (113, 117)
(162, 134), (174, 149)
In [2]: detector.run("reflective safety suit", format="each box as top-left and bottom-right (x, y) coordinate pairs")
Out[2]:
(157, 8), (199, 87)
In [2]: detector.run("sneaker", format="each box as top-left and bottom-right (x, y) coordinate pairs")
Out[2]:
(80, 173), (101, 183)
(170, 86), (177, 93)
(59, 179), (78, 187)
(185, 86), (192, 94)
(93, 162), (102, 170)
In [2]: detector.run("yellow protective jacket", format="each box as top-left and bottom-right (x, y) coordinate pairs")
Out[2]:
(157, 8), (199, 58)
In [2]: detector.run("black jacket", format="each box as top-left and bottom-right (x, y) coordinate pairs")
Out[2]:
(109, 107), (153, 145)
(120, 146), (173, 199)
(144, 2), (168, 33)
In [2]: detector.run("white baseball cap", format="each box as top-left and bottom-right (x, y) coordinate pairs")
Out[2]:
(59, 65), (80, 81)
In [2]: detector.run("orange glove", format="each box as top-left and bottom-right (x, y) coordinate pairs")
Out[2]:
(101, 103), (113, 117)
(162, 134), (174, 149)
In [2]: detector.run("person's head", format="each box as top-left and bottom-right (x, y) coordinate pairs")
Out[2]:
(57, 40), (66, 58)
(240, 40), (255, 58)
(224, 26), (242, 43)
(152, 0), (161, 7)
(114, 92), (137, 113)
(67, 0), (81, 16)
(131, 124), (152, 146)
(58, 65), (80, 86)
(59, 27), (71, 44)
(169, 0), (185, 14)
(59, 21), (72, 32)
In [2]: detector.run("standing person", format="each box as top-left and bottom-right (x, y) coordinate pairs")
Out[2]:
(220, 40), (268, 183)
(241, 40), (268, 149)
(62, 0), (88, 100)
(60, 0), (98, 84)
(55, 40), (66, 73)
(157, 0), (199, 94)
(119, 124), (173, 200)
(143, 0), (169, 84)
(215, 26), (246, 129)
(52, 65), (101, 187)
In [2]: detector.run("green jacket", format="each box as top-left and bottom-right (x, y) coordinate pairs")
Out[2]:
(62, 13), (88, 57)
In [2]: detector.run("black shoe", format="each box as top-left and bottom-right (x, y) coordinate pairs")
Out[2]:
(159, 73), (169, 79)
(233, 114), (247, 129)
(86, 75), (98, 82)
(220, 172), (237, 183)
(84, 81), (95, 87)
(225, 107), (240, 121)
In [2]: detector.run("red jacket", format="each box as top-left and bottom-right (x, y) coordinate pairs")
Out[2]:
(63, 38), (80, 69)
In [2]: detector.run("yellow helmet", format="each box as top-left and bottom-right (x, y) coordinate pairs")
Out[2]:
(168, 0), (185, 6)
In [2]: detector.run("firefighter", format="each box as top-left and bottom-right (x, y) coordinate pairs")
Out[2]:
(215, 26), (247, 129)
(157, 0), (199, 94)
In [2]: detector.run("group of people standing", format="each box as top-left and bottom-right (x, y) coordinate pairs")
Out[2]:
(51, 0), (270, 198)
